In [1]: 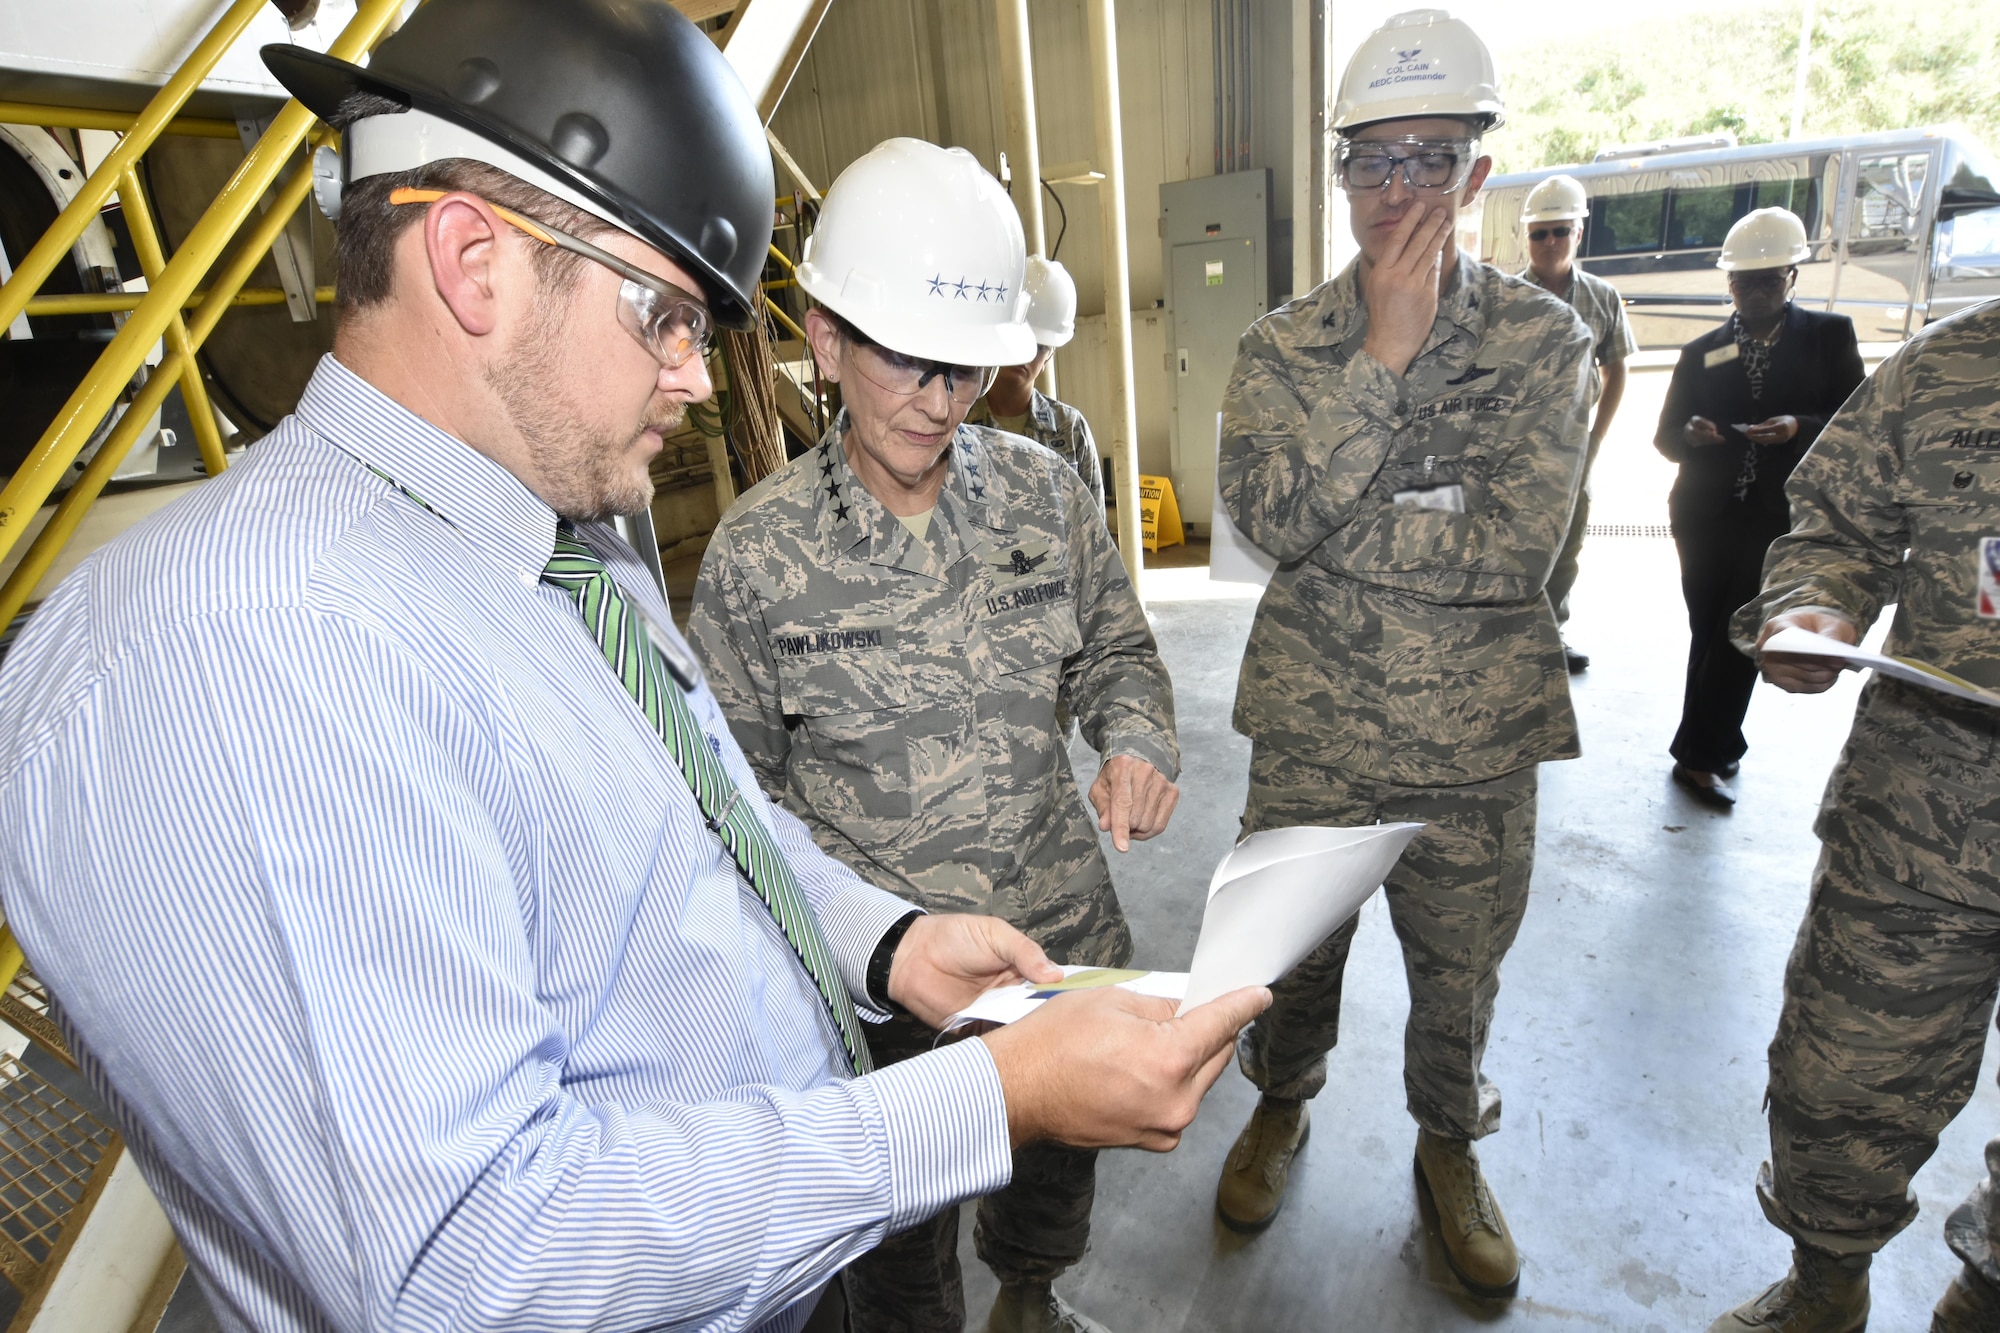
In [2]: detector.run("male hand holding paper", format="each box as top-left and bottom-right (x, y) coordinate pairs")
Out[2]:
(883, 914), (1272, 1154)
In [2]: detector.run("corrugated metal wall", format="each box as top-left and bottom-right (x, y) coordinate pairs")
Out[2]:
(771, 0), (1296, 491)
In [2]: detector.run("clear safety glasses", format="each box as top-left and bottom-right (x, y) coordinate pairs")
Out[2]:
(833, 317), (997, 406)
(389, 188), (714, 368)
(1336, 137), (1479, 195)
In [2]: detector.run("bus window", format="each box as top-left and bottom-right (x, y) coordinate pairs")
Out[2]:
(1585, 190), (1666, 256)
(1665, 184), (1737, 250)
(1750, 176), (1822, 238)
(1849, 152), (1929, 250)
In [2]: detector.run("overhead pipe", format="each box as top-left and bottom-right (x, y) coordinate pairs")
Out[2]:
(1308, 0), (1332, 287)
(994, 0), (1058, 396)
(1238, 0), (1254, 171)
(1086, 0), (1142, 595)
(1212, 0), (1224, 175)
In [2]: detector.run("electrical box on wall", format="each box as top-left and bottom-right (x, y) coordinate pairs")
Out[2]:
(1160, 170), (1272, 530)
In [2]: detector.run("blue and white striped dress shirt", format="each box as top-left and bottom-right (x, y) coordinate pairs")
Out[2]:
(0, 356), (1013, 1332)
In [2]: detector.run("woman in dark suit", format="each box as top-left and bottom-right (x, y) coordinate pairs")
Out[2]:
(1653, 207), (1865, 808)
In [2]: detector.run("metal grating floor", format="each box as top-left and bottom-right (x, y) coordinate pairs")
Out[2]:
(0, 1055), (114, 1293)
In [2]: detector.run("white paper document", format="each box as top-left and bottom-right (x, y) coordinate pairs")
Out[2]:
(1178, 822), (1424, 1013)
(946, 966), (1189, 1029)
(1761, 627), (2000, 708)
(943, 822), (1423, 1029)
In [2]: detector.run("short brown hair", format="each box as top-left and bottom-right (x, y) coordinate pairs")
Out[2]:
(329, 97), (615, 312)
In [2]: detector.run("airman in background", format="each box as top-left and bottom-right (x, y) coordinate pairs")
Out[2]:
(1708, 300), (2000, 1333)
(1212, 8), (1594, 1301)
(1518, 173), (1638, 672)
(968, 256), (1106, 516)
(689, 138), (1180, 1333)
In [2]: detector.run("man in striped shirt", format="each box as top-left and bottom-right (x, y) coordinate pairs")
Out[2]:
(0, 4), (1266, 1331)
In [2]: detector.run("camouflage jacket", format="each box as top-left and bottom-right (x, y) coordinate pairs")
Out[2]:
(1220, 251), (1595, 784)
(1517, 265), (1637, 368)
(1731, 302), (2000, 883)
(967, 389), (1105, 516)
(688, 413), (1176, 956)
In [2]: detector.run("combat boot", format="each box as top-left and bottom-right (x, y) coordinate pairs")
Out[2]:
(986, 1283), (1110, 1333)
(1413, 1129), (1519, 1297)
(1214, 1096), (1309, 1231)
(1705, 1247), (1869, 1332)
(1932, 1262), (2000, 1332)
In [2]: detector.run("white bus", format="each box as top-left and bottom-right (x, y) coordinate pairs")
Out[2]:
(1479, 125), (2000, 348)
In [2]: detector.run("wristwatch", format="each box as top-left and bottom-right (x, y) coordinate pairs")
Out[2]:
(866, 911), (923, 1015)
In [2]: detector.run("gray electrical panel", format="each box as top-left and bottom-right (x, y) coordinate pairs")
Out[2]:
(1160, 169), (1272, 530)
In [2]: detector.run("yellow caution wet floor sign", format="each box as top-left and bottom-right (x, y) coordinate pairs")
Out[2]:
(1138, 475), (1183, 552)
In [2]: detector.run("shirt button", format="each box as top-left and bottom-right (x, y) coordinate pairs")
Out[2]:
(521, 570), (537, 587)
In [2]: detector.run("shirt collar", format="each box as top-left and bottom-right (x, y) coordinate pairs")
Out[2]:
(814, 413), (1012, 570)
(295, 355), (560, 584)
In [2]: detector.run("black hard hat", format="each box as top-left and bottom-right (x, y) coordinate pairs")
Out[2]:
(263, 0), (773, 328)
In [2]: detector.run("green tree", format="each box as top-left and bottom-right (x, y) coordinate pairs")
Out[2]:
(1489, 0), (2000, 175)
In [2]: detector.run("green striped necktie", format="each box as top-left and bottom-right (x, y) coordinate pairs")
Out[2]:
(542, 523), (873, 1074)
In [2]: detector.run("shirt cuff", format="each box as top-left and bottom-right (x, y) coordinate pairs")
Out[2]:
(849, 1037), (1014, 1233)
(1099, 732), (1181, 784)
(1344, 346), (1409, 421)
(816, 879), (927, 1020)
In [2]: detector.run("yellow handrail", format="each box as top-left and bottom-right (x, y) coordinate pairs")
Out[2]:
(0, 927), (21, 997)
(0, 0), (271, 334)
(0, 138), (330, 627)
(0, 355), (193, 630)
(118, 168), (228, 475)
(24, 287), (336, 317)
(0, 101), (239, 140)
(766, 243), (794, 273)
(0, 0), (406, 569)
(767, 301), (806, 343)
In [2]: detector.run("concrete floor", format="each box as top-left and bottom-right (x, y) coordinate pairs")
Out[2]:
(127, 364), (2000, 1329)
(946, 364), (2000, 1331)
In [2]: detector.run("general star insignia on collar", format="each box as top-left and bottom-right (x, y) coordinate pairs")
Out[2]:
(970, 484), (986, 500)
(834, 503), (852, 521)
(826, 480), (842, 499)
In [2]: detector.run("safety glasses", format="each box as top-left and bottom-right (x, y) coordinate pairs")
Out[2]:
(832, 317), (997, 406)
(389, 188), (714, 369)
(1726, 268), (1792, 293)
(1336, 137), (1478, 195)
(1528, 225), (1575, 242)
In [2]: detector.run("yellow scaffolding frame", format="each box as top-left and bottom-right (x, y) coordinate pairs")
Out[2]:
(0, 0), (409, 624)
(23, 286), (337, 317)
(0, 102), (240, 141)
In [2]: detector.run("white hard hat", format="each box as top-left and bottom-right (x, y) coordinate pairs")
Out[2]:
(1023, 256), (1076, 348)
(1522, 174), (1588, 223)
(1332, 9), (1505, 136)
(797, 138), (1035, 367)
(1718, 207), (1810, 271)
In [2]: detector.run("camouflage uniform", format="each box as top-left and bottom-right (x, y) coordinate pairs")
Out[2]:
(688, 413), (1177, 1332)
(1219, 251), (1594, 1138)
(1725, 301), (2000, 1287)
(967, 388), (1105, 517)
(1520, 264), (1637, 624)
